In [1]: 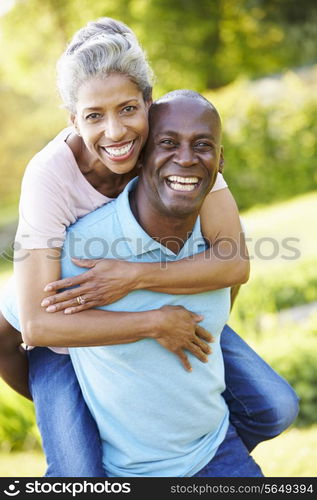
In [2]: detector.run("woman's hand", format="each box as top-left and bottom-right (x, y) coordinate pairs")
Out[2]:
(153, 305), (214, 371)
(41, 258), (139, 314)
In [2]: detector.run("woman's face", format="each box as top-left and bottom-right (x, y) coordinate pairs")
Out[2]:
(72, 73), (151, 175)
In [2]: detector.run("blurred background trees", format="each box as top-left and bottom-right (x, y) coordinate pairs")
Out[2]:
(1, 0), (317, 210)
(0, 0), (317, 474)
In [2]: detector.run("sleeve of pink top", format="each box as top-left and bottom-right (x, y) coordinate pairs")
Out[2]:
(15, 157), (70, 250)
(210, 172), (228, 192)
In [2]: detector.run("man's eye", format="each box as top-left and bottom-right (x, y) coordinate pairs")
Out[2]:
(195, 142), (212, 149)
(160, 139), (176, 146)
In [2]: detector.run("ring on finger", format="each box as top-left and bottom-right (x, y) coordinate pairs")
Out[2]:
(76, 295), (86, 305)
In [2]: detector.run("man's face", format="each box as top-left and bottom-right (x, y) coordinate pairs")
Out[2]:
(139, 96), (223, 218)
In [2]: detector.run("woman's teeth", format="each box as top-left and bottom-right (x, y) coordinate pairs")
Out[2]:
(166, 176), (199, 191)
(104, 141), (134, 158)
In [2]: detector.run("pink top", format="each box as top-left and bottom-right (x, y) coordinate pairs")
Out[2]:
(15, 128), (228, 249)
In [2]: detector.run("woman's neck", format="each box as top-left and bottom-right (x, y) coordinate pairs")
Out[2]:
(66, 132), (138, 198)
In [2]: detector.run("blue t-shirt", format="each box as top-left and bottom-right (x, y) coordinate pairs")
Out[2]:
(62, 178), (231, 477)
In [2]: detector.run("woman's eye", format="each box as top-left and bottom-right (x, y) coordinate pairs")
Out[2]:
(122, 105), (137, 113)
(85, 113), (102, 120)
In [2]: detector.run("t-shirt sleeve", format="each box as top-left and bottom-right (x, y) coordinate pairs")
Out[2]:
(15, 158), (70, 249)
(210, 172), (228, 192)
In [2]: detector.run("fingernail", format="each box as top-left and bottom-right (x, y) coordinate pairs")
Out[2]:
(64, 309), (72, 315)
(44, 285), (52, 292)
(46, 306), (56, 312)
(41, 299), (50, 307)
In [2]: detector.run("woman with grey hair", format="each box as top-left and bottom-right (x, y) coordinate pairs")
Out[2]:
(0, 17), (298, 476)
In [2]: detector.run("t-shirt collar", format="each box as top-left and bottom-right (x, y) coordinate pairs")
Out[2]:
(115, 178), (207, 258)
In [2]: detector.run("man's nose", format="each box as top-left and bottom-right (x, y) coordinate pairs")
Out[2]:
(104, 116), (127, 142)
(174, 144), (198, 167)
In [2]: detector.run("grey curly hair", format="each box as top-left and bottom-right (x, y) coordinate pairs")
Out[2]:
(56, 18), (154, 113)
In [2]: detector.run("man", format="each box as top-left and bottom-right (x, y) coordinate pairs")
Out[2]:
(62, 90), (263, 477)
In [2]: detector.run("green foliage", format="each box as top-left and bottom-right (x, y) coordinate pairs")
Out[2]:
(2, 0), (317, 93)
(0, 381), (40, 452)
(231, 258), (317, 336)
(1, 1), (317, 212)
(206, 70), (317, 210)
(0, 88), (66, 209)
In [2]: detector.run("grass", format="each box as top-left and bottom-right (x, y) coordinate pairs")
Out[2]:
(239, 190), (317, 277)
(0, 425), (316, 477)
(0, 451), (46, 477)
(252, 426), (317, 477)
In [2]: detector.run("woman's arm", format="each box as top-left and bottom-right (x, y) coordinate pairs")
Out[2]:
(42, 188), (249, 312)
(14, 248), (212, 371)
(139, 187), (249, 293)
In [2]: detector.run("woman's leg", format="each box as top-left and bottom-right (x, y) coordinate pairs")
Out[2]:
(221, 324), (299, 452)
(28, 347), (105, 477)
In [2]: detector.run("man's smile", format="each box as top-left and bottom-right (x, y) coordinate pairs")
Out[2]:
(164, 175), (202, 192)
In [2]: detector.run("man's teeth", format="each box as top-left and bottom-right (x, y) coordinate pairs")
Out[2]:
(104, 141), (134, 157)
(166, 176), (199, 191)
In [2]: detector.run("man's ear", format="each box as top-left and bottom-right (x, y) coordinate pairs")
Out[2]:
(219, 145), (224, 173)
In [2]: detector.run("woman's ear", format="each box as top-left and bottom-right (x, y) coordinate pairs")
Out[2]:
(219, 145), (224, 173)
(137, 150), (144, 169)
(145, 89), (153, 110)
(70, 113), (81, 136)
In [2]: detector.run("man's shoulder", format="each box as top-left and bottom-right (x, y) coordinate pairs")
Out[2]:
(67, 199), (118, 236)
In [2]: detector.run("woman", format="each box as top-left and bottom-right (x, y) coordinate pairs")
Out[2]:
(0, 17), (298, 476)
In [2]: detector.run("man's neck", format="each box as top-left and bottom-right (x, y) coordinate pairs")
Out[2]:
(130, 185), (199, 255)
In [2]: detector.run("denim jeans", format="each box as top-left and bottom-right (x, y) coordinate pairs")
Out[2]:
(220, 324), (299, 452)
(27, 324), (299, 477)
(28, 346), (105, 477)
(193, 424), (264, 477)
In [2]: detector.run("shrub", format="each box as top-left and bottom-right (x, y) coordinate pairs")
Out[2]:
(206, 67), (317, 210)
(0, 381), (41, 452)
(230, 258), (317, 338)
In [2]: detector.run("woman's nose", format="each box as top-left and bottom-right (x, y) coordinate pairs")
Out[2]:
(104, 117), (127, 142)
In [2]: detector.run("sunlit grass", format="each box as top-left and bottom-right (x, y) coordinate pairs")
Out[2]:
(240, 190), (317, 277)
(0, 425), (316, 477)
(252, 426), (317, 477)
(0, 451), (46, 477)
